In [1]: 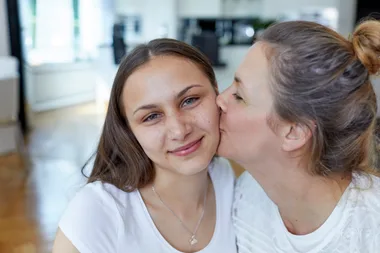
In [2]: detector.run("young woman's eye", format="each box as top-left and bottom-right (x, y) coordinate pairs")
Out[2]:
(143, 113), (160, 122)
(182, 97), (199, 107)
(233, 93), (243, 101)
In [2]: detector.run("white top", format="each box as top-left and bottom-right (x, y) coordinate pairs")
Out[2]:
(59, 157), (237, 253)
(233, 171), (380, 253)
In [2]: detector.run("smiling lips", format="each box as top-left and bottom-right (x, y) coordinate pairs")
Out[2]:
(169, 137), (203, 156)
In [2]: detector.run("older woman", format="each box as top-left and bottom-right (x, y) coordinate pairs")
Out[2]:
(217, 20), (380, 252)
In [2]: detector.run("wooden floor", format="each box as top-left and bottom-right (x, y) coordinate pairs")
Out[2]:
(0, 103), (244, 253)
(0, 103), (107, 253)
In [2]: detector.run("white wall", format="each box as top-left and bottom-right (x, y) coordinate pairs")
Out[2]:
(178, 0), (263, 18)
(0, 0), (9, 56)
(143, 0), (178, 41)
(262, 0), (357, 36)
(115, 0), (178, 41)
(262, 0), (338, 18)
(32, 0), (75, 63)
(99, 0), (115, 46)
(222, 0), (263, 17)
(337, 0), (357, 37)
(178, 0), (221, 17)
(115, 0), (358, 41)
(35, 0), (74, 49)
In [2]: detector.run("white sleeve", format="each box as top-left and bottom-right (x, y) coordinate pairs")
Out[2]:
(58, 184), (122, 253)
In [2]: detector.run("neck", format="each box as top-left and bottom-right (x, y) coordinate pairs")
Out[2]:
(244, 158), (351, 235)
(147, 166), (209, 214)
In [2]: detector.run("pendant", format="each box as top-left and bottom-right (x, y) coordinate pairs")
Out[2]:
(189, 235), (198, 246)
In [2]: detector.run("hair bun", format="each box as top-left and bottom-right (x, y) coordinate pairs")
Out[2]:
(352, 20), (380, 75)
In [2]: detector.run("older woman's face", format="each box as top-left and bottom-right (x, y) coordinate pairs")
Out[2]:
(216, 42), (283, 166)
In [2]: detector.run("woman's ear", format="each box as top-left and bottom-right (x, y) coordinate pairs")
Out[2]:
(281, 123), (313, 152)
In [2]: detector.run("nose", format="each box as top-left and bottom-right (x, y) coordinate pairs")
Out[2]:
(166, 114), (192, 141)
(216, 91), (228, 113)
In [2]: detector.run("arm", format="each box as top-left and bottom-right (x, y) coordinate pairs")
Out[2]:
(52, 229), (80, 253)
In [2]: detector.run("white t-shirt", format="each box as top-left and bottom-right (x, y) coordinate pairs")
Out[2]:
(59, 157), (237, 253)
(233, 171), (380, 253)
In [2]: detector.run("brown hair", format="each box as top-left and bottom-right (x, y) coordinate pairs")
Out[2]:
(83, 38), (217, 191)
(257, 20), (380, 176)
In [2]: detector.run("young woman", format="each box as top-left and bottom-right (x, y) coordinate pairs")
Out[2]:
(217, 20), (380, 252)
(52, 39), (237, 253)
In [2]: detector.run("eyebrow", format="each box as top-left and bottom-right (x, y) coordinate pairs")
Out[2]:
(133, 84), (202, 115)
(234, 75), (245, 92)
(234, 75), (242, 85)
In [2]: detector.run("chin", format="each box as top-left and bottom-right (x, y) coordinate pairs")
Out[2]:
(177, 162), (209, 176)
(176, 152), (214, 176)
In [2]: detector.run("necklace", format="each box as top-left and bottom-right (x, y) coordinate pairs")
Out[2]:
(151, 181), (208, 247)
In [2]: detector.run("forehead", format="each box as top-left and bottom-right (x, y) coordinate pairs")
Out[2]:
(122, 55), (211, 108)
(239, 43), (269, 78)
(128, 56), (206, 88)
(235, 43), (274, 108)
(237, 43), (271, 88)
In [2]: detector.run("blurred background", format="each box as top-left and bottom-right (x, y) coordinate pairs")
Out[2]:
(0, 0), (379, 252)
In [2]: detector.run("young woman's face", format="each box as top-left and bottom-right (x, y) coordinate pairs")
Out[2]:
(216, 43), (282, 166)
(123, 55), (220, 176)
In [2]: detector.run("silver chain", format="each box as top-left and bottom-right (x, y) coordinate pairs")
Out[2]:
(151, 180), (208, 244)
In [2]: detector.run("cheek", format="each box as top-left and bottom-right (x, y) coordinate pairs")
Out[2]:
(238, 113), (279, 155)
(195, 100), (220, 132)
(245, 114), (268, 133)
(133, 127), (165, 154)
(225, 105), (268, 137)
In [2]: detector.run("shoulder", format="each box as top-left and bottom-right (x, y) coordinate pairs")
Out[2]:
(235, 171), (263, 195)
(63, 181), (127, 213)
(350, 174), (380, 218)
(233, 171), (272, 213)
(352, 173), (380, 208)
(341, 175), (380, 252)
(232, 172), (276, 249)
(58, 181), (128, 253)
(335, 173), (380, 250)
(209, 157), (236, 185)
(63, 181), (119, 212)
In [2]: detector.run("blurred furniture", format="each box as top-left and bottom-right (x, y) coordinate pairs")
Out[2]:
(0, 56), (22, 155)
(191, 31), (226, 67)
(24, 61), (96, 127)
(356, 0), (380, 23)
(112, 23), (127, 64)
